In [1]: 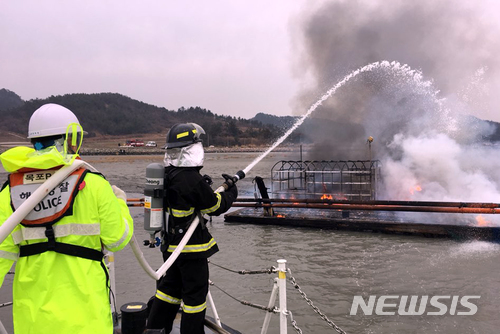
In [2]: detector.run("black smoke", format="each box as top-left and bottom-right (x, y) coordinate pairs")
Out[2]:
(291, 0), (500, 213)
(292, 0), (500, 161)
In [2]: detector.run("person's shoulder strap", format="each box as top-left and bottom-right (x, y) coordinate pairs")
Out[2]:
(1, 178), (9, 192)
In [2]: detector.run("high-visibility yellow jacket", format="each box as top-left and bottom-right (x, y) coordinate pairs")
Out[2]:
(0, 146), (134, 334)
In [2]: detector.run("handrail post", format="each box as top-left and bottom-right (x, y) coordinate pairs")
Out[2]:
(261, 279), (278, 334)
(207, 288), (222, 328)
(277, 259), (287, 334)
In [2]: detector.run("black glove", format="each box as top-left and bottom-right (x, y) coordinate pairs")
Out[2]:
(227, 183), (238, 200)
(221, 173), (238, 200)
(221, 173), (237, 190)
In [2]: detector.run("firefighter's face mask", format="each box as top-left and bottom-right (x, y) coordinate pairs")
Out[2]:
(164, 142), (204, 167)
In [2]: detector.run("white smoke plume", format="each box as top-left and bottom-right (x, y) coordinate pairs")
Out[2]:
(291, 0), (500, 224)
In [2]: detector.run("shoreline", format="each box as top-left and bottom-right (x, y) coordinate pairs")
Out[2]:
(79, 146), (300, 156)
(0, 145), (304, 156)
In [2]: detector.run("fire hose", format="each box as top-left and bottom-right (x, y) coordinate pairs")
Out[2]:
(130, 170), (245, 281)
(0, 159), (92, 244)
(0, 158), (245, 281)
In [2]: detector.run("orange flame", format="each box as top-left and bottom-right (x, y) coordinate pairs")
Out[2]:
(320, 193), (348, 200)
(409, 185), (422, 195)
(276, 214), (285, 218)
(475, 215), (492, 227)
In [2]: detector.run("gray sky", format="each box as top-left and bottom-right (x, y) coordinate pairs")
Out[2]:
(2, 1), (500, 121)
(1, 1), (314, 118)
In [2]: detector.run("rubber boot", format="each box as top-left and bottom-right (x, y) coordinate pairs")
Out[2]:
(146, 297), (180, 334)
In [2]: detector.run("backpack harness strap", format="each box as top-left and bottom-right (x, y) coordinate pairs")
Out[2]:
(19, 225), (103, 262)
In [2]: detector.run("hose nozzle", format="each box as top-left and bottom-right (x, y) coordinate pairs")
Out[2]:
(235, 170), (246, 181)
(220, 170), (246, 191)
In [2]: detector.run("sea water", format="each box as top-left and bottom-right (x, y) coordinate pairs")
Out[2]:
(0, 152), (499, 334)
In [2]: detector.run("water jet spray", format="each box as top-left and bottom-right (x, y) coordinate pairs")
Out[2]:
(132, 60), (441, 280)
(239, 61), (437, 179)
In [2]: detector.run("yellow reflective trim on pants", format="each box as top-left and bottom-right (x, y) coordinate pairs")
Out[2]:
(168, 238), (216, 253)
(155, 290), (181, 305)
(170, 207), (195, 217)
(182, 301), (206, 314)
(200, 193), (222, 214)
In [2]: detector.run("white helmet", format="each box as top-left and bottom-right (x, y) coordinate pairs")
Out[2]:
(28, 103), (83, 139)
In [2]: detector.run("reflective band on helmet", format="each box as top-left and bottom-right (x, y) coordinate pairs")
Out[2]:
(71, 124), (78, 146)
(176, 131), (189, 139)
(182, 302), (206, 314)
(155, 290), (181, 305)
(167, 238), (216, 253)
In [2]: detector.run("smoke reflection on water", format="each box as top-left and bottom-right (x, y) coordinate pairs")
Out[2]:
(0, 154), (499, 334)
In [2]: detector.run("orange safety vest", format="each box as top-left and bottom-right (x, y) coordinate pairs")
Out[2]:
(9, 167), (87, 226)
(8, 167), (105, 263)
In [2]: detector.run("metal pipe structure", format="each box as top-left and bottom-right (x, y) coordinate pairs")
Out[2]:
(127, 203), (144, 207)
(233, 198), (500, 208)
(230, 198), (500, 214)
(128, 198), (500, 213)
(127, 198), (144, 202)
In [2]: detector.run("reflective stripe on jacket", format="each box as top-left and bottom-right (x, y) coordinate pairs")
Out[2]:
(162, 166), (236, 260)
(0, 147), (134, 334)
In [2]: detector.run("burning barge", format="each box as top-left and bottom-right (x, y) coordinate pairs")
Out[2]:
(224, 160), (500, 241)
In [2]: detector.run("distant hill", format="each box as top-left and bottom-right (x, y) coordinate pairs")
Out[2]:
(251, 112), (297, 129)
(0, 91), (282, 147)
(0, 89), (24, 110)
(252, 110), (500, 144)
(1, 88), (499, 149)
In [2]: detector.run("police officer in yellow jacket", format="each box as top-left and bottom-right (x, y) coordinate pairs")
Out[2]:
(0, 103), (134, 334)
(146, 123), (238, 334)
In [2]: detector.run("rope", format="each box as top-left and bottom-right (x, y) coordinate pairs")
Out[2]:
(209, 281), (277, 313)
(209, 260), (276, 275)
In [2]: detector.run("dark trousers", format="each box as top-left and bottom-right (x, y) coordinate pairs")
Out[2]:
(147, 257), (209, 334)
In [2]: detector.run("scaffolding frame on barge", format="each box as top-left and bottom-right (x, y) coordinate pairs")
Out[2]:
(270, 160), (381, 201)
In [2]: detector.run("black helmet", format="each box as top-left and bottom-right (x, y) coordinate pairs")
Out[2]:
(164, 123), (206, 149)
